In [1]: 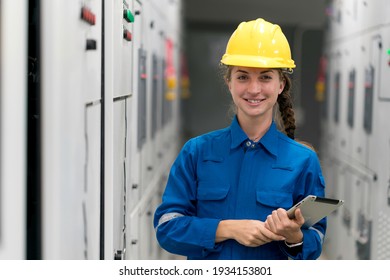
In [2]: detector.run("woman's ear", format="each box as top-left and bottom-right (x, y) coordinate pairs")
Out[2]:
(226, 78), (232, 91)
(279, 78), (286, 94)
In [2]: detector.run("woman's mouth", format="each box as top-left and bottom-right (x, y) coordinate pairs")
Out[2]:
(244, 98), (264, 104)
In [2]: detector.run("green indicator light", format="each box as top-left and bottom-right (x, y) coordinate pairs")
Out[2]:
(387, 49), (390, 55)
(124, 10), (134, 23)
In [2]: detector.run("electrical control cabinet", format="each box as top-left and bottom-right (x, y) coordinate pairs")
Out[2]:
(0, 0), (28, 260)
(321, 0), (390, 260)
(0, 0), (183, 259)
(40, 0), (103, 259)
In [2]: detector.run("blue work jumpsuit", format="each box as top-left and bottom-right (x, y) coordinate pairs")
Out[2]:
(154, 116), (326, 259)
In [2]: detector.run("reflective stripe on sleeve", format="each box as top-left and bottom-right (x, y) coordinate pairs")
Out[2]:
(156, 212), (184, 230)
(309, 226), (324, 244)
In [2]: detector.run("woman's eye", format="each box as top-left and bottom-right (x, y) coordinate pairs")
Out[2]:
(237, 75), (248, 80)
(261, 75), (272, 80)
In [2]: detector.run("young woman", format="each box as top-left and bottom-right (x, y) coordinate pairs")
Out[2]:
(153, 18), (326, 260)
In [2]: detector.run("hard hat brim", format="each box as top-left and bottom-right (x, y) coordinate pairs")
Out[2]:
(221, 54), (296, 69)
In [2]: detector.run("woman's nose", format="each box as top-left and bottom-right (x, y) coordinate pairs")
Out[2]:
(248, 80), (261, 94)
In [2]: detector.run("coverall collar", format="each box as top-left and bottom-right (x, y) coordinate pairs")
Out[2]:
(230, 115), (278, 158)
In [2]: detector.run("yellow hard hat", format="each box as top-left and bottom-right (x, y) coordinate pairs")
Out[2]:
(221, 18), (296, 70)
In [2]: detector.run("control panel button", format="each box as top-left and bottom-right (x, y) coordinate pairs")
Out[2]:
(123, 10), (134, 23)
(81, 6), (96, 25)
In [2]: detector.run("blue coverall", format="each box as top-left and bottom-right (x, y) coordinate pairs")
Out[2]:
(154, 116), (326, 259)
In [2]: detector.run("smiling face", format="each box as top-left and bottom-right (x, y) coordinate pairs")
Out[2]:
(227, 66), (285, 123)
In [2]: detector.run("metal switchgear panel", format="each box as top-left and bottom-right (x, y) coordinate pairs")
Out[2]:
(151, 54), (159, 139)
(347, 69), (356, 128)
(363, 66), (374, 134)
(0, 0), (28, 260)
(333, 72), (341, 124)
(137, 48), (147, 150)
(40, 0), (102, 259)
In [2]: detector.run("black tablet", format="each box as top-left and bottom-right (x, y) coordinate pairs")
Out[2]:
(287, 195), (344, 227)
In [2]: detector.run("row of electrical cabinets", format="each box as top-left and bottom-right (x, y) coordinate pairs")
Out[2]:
(0, 0), (184, 259)
(320, 26), (390, 167)
(320, 0), (390, 260)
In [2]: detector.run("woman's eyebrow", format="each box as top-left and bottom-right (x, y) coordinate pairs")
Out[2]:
(235, 69), (274, 74)
(235, 69), (249, 74)
(259, 70), (273, 74)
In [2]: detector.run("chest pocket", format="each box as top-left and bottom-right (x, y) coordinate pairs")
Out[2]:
(256, 190), (293, 210)
(197, 182), (230, 218)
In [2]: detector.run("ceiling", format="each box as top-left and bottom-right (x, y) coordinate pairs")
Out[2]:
(183, 0), (327, 29)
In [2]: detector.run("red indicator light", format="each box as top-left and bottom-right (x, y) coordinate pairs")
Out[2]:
(81, 7), (96, 25)
(123, 29), (132, 41)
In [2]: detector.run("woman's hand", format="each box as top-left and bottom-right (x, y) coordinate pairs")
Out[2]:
(216, 219), (286, 247)
(264, 208), (305, 244)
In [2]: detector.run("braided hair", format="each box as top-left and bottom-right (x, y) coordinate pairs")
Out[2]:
(276, 70), (296, 139)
